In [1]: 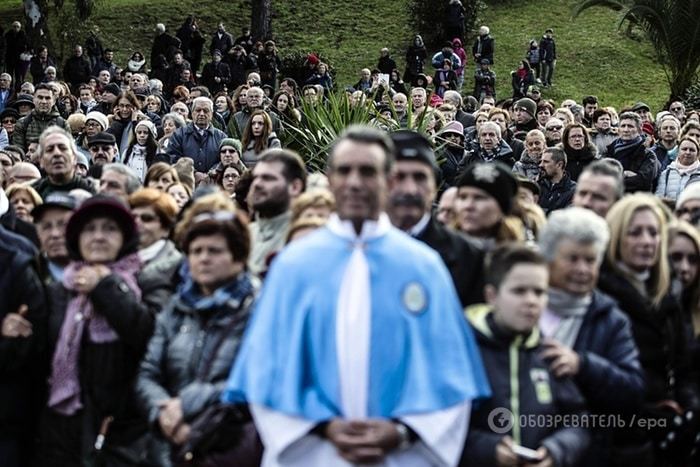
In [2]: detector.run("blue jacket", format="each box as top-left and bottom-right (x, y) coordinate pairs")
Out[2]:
(167, 123), (227, 173)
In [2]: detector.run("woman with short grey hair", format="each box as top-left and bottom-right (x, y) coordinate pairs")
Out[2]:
(537, 207), (645, 466)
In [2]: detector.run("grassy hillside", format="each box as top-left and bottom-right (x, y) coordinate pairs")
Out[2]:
(0, 0), (669, 110)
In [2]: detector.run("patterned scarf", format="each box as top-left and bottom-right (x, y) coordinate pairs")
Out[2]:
(48, 253), (142, 416)
(180, 271), (255, 312)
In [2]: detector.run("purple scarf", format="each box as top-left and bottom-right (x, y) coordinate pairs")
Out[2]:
(48, 253), (142, 416)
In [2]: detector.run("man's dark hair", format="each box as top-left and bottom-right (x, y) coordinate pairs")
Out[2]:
(257, 148), (308, 191)
(545, 146), (567, 168)
(328, 125), (395, 174)
(485, 244), (546, 288)
(35, 83), (54, 93)
(582, 95), (598, 106)
(592, 108), (612, 124)
(580, 159), (625, 200)
(281, 77), (298, 91)
(191, 86), (211, 98)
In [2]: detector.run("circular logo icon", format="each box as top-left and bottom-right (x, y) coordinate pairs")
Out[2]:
(402, 282), (428, 314)
(488, 407), (514, 434)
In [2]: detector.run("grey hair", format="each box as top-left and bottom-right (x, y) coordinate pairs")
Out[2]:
(162, 112), (186, 129)
(443, 90), (462, 106)
(538, 207), (610, 263)
(619, 111), (642, 130)
(37, 126), (79, 162)
(102, 163), (142, 194)
(148, 79), (163, 93)
(191, 96), (213, 112)
(479, 121), (501, 139)
(156, 23), (166, 33)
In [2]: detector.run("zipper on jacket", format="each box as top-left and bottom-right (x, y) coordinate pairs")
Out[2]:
(510, 340), (521, 445)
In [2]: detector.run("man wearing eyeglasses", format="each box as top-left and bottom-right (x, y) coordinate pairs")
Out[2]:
(543, 117), (564, 147)
(12, 83), (71, 153)
(669, 101), (686, 124)
(86, 132), (118, 178)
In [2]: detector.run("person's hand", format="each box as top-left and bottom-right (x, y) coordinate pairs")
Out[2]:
(623, 170), (637, 178)
(1, 305), (32, 338)
(171, 422), (191, 445)
(525, 447), (553, 467)
(72, 265), (111, 295)
(325, 419), (400, 464)
(158, 398), (184, 441)
(540, 338), (580, 377)
(495, 436), (518, 467)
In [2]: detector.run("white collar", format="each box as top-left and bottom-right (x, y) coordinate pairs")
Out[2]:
(326, 212), (392, 243)
(139, 239), (167, 263)
(0, 188), (8, 217)
(407, 213), (431, 237)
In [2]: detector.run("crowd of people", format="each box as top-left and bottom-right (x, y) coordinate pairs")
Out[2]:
(1, 10), (700, 467)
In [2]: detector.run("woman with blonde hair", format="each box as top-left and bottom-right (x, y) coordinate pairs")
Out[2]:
(598, 193), (699, 464)
(144, 162), (180, 192)
(6, 183), (42, 223)
(290, 189), (335, 223)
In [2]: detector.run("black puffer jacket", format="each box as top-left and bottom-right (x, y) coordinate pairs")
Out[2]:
(606, 138), (658, 192)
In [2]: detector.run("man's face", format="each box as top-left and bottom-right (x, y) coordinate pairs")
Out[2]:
(105, 51), (114, 61)
(677, 199), (700, 223)
(130, 74), (145, 89)
(393, 94), (407, 113)
(98, 70), (111, 84)
(479, 127), (500, 151)
(618, 118), (639, 141)
(36, 209), (72, 263)
(41, 133), (75, 180)
(74, 46), (83, 57)
(513, 106), (532, 124)
(594, 114), (611, 131)
(0, 152), (12, 181)
(539, 151), (561, 178)
(487, 264), (549, 334)
(88, 143), (116, 165)
(329, 140), (387, 225)
(636, 109), (651, 123)
(0, 74), (10, 90)
(361, 70), (370, 81)
(436, 187), (457, 225)
(79, 89), (93, 103)
(280, 81), (292, 94)
(246, 89), (263, 109)
(411, 90), (425, 109)
(489, 114), (507, 133)
(192, 102), (212, 128)
(249, 161), (295, 215)
(572, 171), (618, 217)
(387, 160), (435, 230)
(303, 88), (317, 104)
(544, 120), (563, 142)
(34, 89), (55, 114)
(659, 120), (679, 144)
(174, 54), (183, 65)
(567, 127), (586, 150)
(584, 102), (598, 118)
(172, 103), (189, 119)
(670, 101), (685, 120)
(99, 169), (130, 203)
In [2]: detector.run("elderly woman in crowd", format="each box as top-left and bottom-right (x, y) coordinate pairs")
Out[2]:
(655, 136), (700, 201)
(136, 193), (257, 462)
(109, 90), (148, 153)
(454, 162), (524, 249)
(241, 110), (281, 168)
(598, 194), (700, 465)
(290, 188), (335, 223)
(157, 112), (186, 153)
(538, 207), (645, 465)
(166, 182), (192, 212)
(6, 183), (42, 223)
(128, 188), (183, 312)
(35, 196), (156, 466)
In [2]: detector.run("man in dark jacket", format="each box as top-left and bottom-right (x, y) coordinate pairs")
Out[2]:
(605, 111), (658, 192)
(201, 50), (231, 95)
(151, 23), (181, 65)
(12, 84), (72, 152)
(461, 121), (515, 168)
(538, 146), (576, 214)
(539, 28), (556, 87)
(377, 47), (397, 74)
(511, 97), (539, 140)
(471, 25), (494, 65)
(62, 45), (92, 92)
(4, 22), (28, 90)
(444, 90), (475, 129)
(0, 223), (47, 467)
(387, 130), (484, 307)
(210, 22), (234, 57)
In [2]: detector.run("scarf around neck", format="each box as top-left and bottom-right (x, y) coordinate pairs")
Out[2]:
(613, 135), (644, 154)
(180, 271), (255, 312)
(671, 158), (700, 176)
(545, 288), (591, 348)
(48, 253), (142, 416)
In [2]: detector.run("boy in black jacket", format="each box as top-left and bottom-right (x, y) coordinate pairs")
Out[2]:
(461, 245), (590, 466)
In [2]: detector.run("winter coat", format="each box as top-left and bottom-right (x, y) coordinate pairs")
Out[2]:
(563, 142), (599, 181)
(597, 264), (700, 449)
(606, 138), (658, 192)
(473, 68), (496, 98)
(416, 217), (484, 307)
(12, 108), (71, 151)
(511, 69), (535, 99)
(538, 173), (576, 214)
(513, 152), (541, 181)
(377, 55), (397, 75)
(433, 68), (457, 97)
(151, 33), (181, 65)
(227, 107), (281, 140)
(167, 123), (227, 173)
(135, 274), (256, 459)
(209, 31), (234, 56)
(651, 143), (677, 172)
(241, 133), (282, 168)
(62, 56), (92, 88)
(472, 34), (495, 64)
(404, 44), (427, 81)
(226, 55), (249, 89)
(462, 139), (515, 168)
(37, 272), (156, 466)
(590, 128), (617, 160)
(460, 306), (591, 467)
(0, 227), (47, 467)
(30, 56), (56, 84)
(201, 60), (231, 95)
(32, 174), (96, 200)
(437, 144), (466, 188)
(654, 164), (700, 201)
(539, 36), (556, 62)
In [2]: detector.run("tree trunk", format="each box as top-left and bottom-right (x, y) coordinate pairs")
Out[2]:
(23, 0), (50, 51)
(251, 0), (272, 41)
